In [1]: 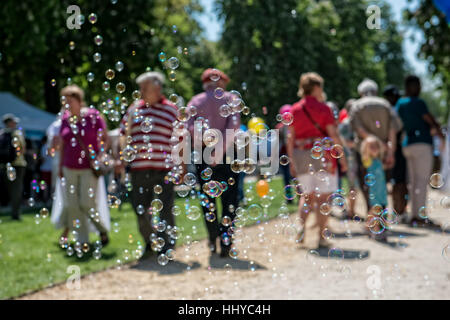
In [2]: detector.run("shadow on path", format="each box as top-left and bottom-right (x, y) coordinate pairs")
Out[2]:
(208, 254), (266, 271)
(315, 247), (371, 260)
(132, 258), (201, 275)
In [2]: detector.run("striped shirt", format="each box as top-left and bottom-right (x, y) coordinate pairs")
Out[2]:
(120, 97), (178, 171)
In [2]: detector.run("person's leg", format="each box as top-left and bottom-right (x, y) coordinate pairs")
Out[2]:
(9, 166), (25, 219)
(237, 172), (245, 203)
(280, 164), (293, 201)
(62, 168), (88, 243)
(393, 182), (408, 215)
(196, 164), (220, 248)
(410, 144), (433, 219)
(315, 171), (338, 245)
(130, 170), (154, 246)
(216, 164), (239, 253)
(297, 174), (314, 243)
(355, 152), (370, 213)
(315, 192), (331, 241)
(79, 169), (108, 235)
(151, 171), (175, 253)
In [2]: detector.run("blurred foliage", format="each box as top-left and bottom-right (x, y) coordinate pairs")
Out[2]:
(406, 0), (450, 119)
(0, 0), (220, 127)
(216, 0), (407, 127)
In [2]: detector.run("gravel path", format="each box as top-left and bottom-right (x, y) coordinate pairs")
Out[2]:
(22, 190), (450, 300)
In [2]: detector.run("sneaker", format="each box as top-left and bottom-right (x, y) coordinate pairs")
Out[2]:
(318, 239), (332, 248)
(208, 241), (217, 254)
(296, 229), (305, 244)
(100, 232), (109, 247)
(410, 217), (441, 229)
(220, 246), (230, 258)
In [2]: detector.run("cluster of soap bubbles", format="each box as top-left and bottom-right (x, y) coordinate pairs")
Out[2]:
(309, 137), (344, 161)
(59, 232), (104, 260)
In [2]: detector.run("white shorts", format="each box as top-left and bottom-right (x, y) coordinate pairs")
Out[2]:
(297, 171), (339, 194)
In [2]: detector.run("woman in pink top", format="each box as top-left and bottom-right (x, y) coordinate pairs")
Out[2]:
(58, 85), (109, 247)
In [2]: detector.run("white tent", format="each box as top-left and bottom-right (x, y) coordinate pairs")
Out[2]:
(0, 92), (56, 140)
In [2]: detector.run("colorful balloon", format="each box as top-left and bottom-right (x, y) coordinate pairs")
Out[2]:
(256, 179), (269, 198)
(248, 117), (266, 134)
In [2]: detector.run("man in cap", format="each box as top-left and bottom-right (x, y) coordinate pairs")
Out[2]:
(383, 85), (408, 221)
(118, 71), (178, 258)
(350, 79), (403, 238)
(187, 68), (241, 257)
(0, 114), (27, 220)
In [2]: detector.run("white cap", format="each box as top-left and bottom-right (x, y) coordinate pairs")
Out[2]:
(136, 71), (165, 86)
(358, 79), (378, 96)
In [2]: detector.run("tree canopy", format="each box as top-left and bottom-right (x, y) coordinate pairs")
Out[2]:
(216, 0), (407, 126)
(0, 0), (214, 121)
(406, 0), (450, 119)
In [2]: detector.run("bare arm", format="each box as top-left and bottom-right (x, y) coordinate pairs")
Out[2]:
(423, 113), (445, 140)
(326, 124), (348, 172)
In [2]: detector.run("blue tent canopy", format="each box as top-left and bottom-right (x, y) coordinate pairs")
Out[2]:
(433, 0), (450, 23)
(0, 92), (56, 140)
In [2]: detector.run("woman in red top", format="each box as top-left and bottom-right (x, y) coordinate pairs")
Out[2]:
(287, 72), (347, 248)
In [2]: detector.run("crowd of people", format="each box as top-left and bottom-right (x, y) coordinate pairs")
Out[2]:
(0, 68), (446, 260)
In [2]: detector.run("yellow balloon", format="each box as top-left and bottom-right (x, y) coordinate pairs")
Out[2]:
(256, 179), (269, 198)
(248, 117), (266, 134)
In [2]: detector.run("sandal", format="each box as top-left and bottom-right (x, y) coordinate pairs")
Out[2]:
(410, 217), (441, 229)
(318, 239), (332, 248)
(296, 229), (305, 244)
(100, 232), (109, 247)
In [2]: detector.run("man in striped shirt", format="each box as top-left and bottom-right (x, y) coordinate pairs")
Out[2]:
(118, 71), (178, 256)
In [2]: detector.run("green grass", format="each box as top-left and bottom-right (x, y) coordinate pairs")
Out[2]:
(0, 177), (296, 299)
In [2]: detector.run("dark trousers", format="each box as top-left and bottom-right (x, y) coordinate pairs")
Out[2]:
(130, 169), (174, 252)
(1, 166), (25, 219)
(237, 172), (245, 202)
(385, 134), (408, 215)
(195, 162), (240, 249)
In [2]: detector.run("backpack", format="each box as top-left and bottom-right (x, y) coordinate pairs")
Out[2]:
(0, 129), (17, 164)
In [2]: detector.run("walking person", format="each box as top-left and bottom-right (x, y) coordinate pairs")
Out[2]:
(360, 135), (389, 236)
(0, 114), (27, 220)
(118, 72), (178, 257)
(338, 99), (358, 219)
(396, 75), (444, 228)
(349, 79), (402, 215)
(286, 72), (348, 248)
(56, 85), (110, 246)
(39, 136), (53, 205)
(276, 105), (294, 203)
(187, 68), (241, 257)
(383, 85), (408, 221)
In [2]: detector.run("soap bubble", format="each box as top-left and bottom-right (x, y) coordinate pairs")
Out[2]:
(116, 82), (126, 93)
(105, 69), (115, 80)
(214, 87), (225, 99)
(94, 35), (103, 46)
(88, 13), (97, 24)
(115, 61), (124, 72)
(430, 173), (444, 189)
(364, 173), (376, 187)
(94, 52), (102, 63)
(168, 57), (179, 70)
